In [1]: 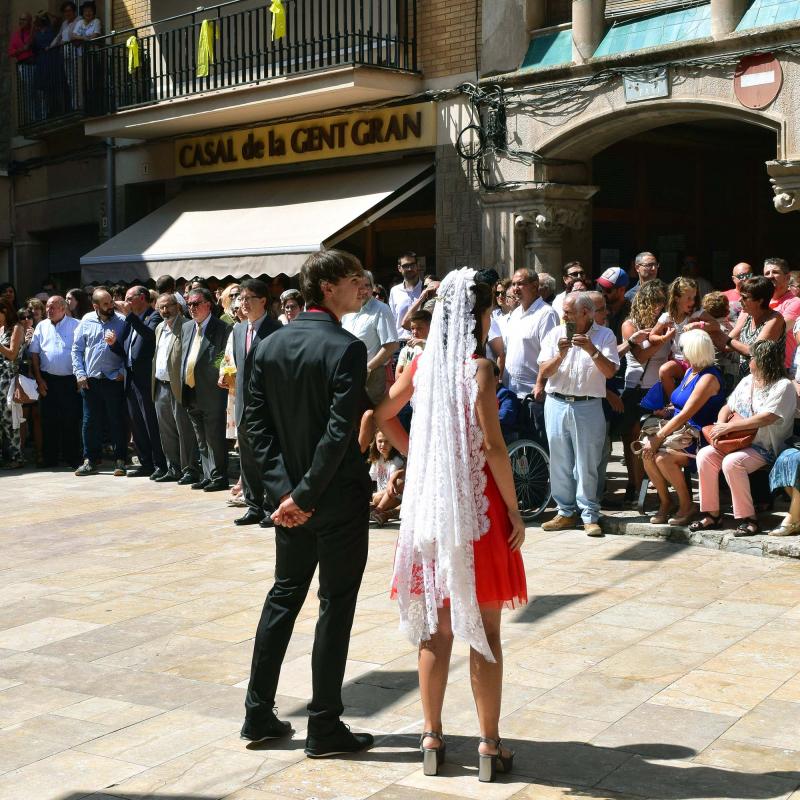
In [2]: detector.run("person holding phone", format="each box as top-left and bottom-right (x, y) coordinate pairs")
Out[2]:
(537, 292), (620, 537)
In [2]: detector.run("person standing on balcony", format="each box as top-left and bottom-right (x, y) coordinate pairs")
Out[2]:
(8, 12), (35, 122)
(48, 2), (81, 111)
(30, 13), (57, 121)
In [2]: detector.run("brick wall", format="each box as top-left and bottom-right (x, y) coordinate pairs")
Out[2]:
(418, 0), (482, 80)
(113, 0), (150, 30)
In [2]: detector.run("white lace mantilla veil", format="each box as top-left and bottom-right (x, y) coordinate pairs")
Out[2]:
(393, 266), (494, 662)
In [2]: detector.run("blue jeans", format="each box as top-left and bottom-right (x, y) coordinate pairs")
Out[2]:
(544, 395), (605, 524)
(81, 376), (127, 462)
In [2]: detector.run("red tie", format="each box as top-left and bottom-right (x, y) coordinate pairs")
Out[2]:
(246, 324), (254, 354)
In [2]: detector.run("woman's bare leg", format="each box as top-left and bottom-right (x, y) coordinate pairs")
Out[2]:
(470, 607), (511, 758)
(419, 606), (453, 749)
(655, 452), (695, 516)
(643, 453), (672, 516)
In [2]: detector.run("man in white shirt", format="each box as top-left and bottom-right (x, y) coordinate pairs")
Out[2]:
(151, 293), (198, 484)
(504, 268), (559, 444)
(538, 292), (620, 537)
(551, 261), (587, 319)
(388, 251), (423, 344)
(343, 271), (398, 405)
(28, 296), (82, 468)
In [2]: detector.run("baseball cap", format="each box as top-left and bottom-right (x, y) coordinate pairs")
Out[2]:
(596, 267), (629, 290)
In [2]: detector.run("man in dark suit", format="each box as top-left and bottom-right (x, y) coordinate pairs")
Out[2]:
(151, 292), (199, 483)
(242, 250), (373, 758)
(222, 278), (281, 526)
(180, 286), (231, 492)
(108, 285), (167, 478)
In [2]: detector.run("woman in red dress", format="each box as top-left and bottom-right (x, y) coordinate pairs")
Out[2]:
(375, 268), (527, 782)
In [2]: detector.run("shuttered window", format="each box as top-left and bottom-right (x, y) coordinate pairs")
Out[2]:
(605, 0), (709, 19)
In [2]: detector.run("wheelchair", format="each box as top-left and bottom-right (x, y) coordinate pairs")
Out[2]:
(505, 396), (551, 522)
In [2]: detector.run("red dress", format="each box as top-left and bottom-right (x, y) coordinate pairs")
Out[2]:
(391, 357), (527, 610)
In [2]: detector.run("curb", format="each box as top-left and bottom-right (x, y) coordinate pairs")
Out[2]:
(600, 515), (800, 560)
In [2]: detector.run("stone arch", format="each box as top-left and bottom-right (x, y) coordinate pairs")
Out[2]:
(537, 99), (785, 162)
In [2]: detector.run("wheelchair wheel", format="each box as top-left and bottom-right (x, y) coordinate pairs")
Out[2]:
(507, 438), (551, 522)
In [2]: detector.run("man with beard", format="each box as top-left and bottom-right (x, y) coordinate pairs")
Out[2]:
(71, 287), (127, 476)
(151, 293), (199, 483)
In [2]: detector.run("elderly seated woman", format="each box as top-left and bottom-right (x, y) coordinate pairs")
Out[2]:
(693, 339), (795, 536)
(641, 329), (727, 526)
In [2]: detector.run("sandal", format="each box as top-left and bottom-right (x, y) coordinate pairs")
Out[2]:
(768, 520), (800, 537)
(419, 731), (446, 776)
(370, 509), (388, 527)
(478, 737), (514, 783)
(734, 518), (760, 537)
(688, 513), (722, 532)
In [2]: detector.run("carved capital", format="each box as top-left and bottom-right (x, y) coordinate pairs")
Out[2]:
(515, 204), (589, 237)
(767, 160), (800, 215)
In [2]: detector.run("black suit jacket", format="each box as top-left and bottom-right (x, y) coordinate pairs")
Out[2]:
(231, 315), (281, 427)
(180, 314), (231, 404)
(245, 312), (371, 516)
(111, 308), (162, 386)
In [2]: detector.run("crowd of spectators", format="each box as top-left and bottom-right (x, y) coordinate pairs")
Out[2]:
(4, 249), (800, 538)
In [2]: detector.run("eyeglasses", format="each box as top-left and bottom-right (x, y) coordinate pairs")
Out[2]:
(239, 295), (256, 303)
(495, 290), (504, 297)
(734, 273), (753, 280)
(186, 300), (205, 308)
(639, 263), (659, 270)
(283, 303), (299, 311)
(567, 271), (585, 278)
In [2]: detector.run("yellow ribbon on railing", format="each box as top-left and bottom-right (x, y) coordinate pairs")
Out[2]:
(126, 36), (140, 74)
(270, 0), (286, 41)
(197, 19), (218, 78)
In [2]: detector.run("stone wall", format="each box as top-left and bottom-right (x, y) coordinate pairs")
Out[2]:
(113, 0), (151, 30)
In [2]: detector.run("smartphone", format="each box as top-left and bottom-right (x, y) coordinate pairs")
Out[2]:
(565, 321), (576, 341)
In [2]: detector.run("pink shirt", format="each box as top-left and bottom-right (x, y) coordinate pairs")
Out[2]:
(8, 28), (33, 63)
(769, 290), (800, 368)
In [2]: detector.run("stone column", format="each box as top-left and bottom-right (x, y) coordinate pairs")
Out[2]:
(711, 0), (749, 38)
(572, 0), (605, 64)
(481, 185), (599, 280)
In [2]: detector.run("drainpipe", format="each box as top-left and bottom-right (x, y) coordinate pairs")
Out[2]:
(572, 0), (605, 64)
(711, 0), (748, 38)
(106, 138), (116, 238)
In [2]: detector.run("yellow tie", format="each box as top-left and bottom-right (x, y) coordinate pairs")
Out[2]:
(185, 325), (203, 388)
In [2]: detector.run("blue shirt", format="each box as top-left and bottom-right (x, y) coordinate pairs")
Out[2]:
(71, 311), (126, 381)
(28, 316), (80, 376)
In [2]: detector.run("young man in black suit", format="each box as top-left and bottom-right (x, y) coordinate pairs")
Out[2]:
(242, 250), (373, 758)
(180, 287), (231, 491)
(222, 278), (281, 526)
(107, 285), (167, 478)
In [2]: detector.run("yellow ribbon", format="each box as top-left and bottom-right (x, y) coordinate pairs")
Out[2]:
(197, 19), (218, 78)
(126, 36), (140, 74)
(270, 0), (286, 41)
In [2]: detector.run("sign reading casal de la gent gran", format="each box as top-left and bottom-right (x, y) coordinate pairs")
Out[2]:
(175, 102), (436, 176)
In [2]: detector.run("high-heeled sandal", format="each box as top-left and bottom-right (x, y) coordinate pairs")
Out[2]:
(478, 736), (514, 783)
(419, 731), (446, 776)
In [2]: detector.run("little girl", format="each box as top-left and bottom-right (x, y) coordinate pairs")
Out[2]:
(649, 277), (714, 401)
(368, 431), (405, 526)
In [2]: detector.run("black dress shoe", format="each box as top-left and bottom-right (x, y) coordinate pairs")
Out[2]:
(234, 509), (265, 526)
(177, 473), (198, 486)
(191, 478), (210, 490)
(149, 467), (167, 481)
(154, 470), (180, 483)
(304, 722), (374, 758)
(259, 515), (275, 529)
(203, 479), (229, 492)
(240, 712), (292, 742)
(127, 466), (154, 478)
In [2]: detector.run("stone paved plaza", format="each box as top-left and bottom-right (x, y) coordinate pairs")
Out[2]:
(2, 467), (800, 800)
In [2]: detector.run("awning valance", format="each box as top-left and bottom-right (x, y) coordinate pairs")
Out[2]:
(80, 160), (433, 283)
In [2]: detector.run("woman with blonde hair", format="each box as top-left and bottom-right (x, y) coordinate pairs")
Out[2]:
(218, 282), (240, 325)
(640, 329), (726, 525)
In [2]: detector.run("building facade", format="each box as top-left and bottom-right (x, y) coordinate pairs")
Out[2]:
(3, 0), (485, 295)
(474, 0), (800, 285)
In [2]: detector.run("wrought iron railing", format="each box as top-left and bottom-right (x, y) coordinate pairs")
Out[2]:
(17, 0), (418, 132)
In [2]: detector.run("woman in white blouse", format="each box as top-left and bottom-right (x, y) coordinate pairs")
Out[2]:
(694, 339), (795, 536)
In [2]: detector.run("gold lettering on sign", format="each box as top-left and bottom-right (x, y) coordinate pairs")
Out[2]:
(174, 103), (436, 176)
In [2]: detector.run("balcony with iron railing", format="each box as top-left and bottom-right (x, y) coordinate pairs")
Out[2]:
(17, 0), (419, 138)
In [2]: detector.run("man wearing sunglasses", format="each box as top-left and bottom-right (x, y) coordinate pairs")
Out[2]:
(552, 261), (587, 319)
(723, 262), (754, 324)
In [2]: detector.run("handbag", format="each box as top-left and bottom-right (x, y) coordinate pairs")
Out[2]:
(701, 381), (757, 455)
(631, 416), (698, 455)
(702, 412), (757, 455)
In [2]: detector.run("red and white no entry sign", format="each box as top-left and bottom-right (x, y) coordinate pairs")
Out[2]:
(734, 53), (783, 109)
